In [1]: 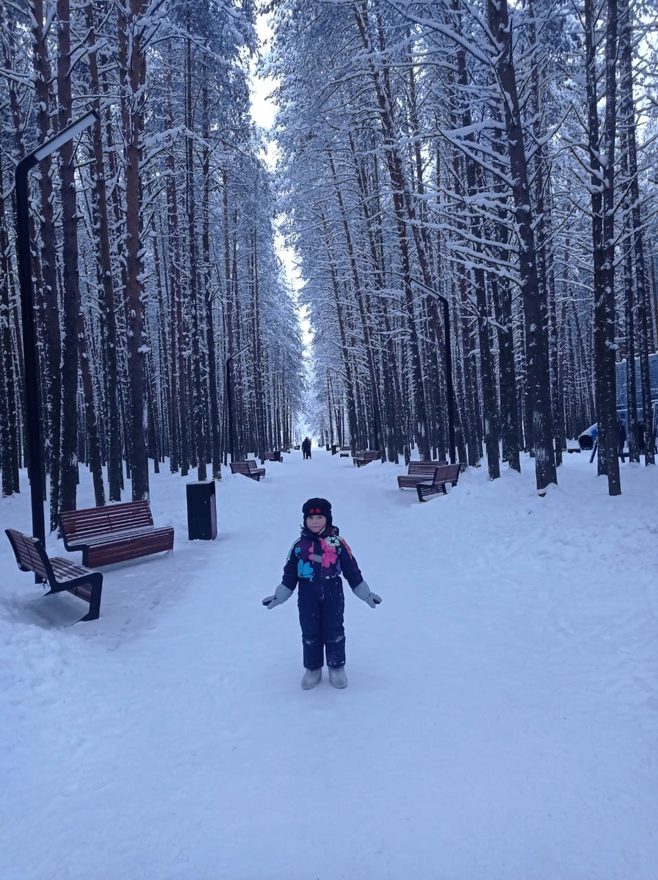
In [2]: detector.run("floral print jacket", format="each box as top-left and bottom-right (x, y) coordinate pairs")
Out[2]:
(281, 525), (363, 591)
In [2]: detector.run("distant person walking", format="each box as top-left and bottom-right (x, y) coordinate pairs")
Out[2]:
(618, 420), (627, 461)
(302, 437), (312, 459)
(635, 422), (646, 455)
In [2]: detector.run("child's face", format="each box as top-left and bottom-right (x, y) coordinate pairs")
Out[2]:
(306, 514), (327, 534)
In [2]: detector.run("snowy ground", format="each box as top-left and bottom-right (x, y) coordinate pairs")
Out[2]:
(1, 448), (657, 880)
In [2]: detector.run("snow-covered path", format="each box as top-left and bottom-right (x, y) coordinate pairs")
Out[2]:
(1, 449), (657, 879)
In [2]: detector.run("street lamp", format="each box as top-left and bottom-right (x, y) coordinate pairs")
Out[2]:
(15, 111), (99, 546)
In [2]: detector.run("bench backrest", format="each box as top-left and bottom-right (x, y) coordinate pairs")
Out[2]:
(434, 463), (460, 483)
(230, 461), (260, 474)
(5, 528), (51, 582)
(60, 500), (154, 541)
(407, 461), (443, 475)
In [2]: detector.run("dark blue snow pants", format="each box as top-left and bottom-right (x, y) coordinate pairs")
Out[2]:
(297, 576), (345, 669)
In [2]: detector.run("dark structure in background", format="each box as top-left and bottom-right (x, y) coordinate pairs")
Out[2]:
(615, 354), (658, 434)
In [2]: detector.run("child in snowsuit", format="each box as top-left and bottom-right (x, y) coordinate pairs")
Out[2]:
(262, 497), (381, 689)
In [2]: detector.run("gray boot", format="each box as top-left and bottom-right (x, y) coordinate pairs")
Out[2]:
(328, 666), (348, 689)
(301, 667), (322, 690)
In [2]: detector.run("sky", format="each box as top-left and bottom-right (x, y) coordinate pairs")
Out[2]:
(249, 9), (314, 393)
(250, 12), (279, 163)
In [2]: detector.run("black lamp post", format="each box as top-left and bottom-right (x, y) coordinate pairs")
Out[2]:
(15, 111), (99, 545)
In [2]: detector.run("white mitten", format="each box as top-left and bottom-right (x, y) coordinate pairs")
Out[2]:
(352, 580), (382, 608)
(262, 583), (293, 609)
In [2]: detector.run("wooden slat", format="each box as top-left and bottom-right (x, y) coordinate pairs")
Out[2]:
(408, 461), (446, 474)
(84, 527), (173, 550)
(85, 530), (174, 567)
(6, 529), (49, 579)
(398, 476), (437, 488)
(67, 525), (167, 550)
(50, 557), (96, 582)
(60, 501), (153, 542)
(434, 464), (460, 485)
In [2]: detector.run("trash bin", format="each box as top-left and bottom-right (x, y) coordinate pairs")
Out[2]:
(186, 480), (217, 540)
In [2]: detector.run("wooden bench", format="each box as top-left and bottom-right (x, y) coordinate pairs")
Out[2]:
(230, 460), (266, 481)
(338, 447), (350, 458)
(6, 528), (103, 621)
(397, 461), (448, 489)
(261, 450), (282, 463)
(415, 463), (461, 502)
(354, 450), (381, 467)
(59, 501), (174, 568)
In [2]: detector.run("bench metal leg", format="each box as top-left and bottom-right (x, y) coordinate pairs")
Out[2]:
(416, 483), (448, 502)
(80, 574), (103, 622)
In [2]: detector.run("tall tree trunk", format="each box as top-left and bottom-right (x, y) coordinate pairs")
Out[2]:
(185, 24), (207, 480)
(57, 0), (82, 510)
(328, 151), (383, 453)
(31, 0), (62, 522)
(585, 0), (621, 493)
(119, 0), (149, 500)
(619, 0), (654, 464)
(487, 0), (557, 493)
(86, 0), (122, 500)
(353, 1), (431, 458)
(452, 25), (500, 478)
(527, 0), (564, 467)
(355, 146), (403, 459)
(202, 78), (221, 478)
(0, 149), (20, 494)
(77, 305), (105, 504)
(321, 216), (359, 447)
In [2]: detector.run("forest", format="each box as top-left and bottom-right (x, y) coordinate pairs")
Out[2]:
(1, 0), (657, 520)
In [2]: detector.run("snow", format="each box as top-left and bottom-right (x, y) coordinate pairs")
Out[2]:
(1, 448), (657, 879)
